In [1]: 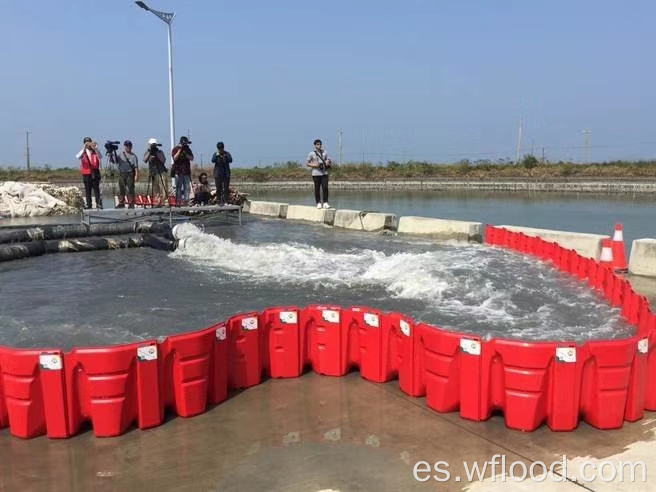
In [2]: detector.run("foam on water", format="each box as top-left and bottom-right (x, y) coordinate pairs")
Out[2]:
(171, 223), (633, 342)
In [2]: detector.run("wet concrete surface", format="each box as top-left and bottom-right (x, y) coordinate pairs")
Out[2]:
(1, 372), (654, 492)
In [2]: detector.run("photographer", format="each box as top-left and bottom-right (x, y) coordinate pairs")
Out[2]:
(75, 137), (103, 209)
(115, 140), (139, 208)
(171, 136), (194, 206)
(143, 138), (168, 205)
(306, 138), (333, 209)
(211, 141), (233, 206)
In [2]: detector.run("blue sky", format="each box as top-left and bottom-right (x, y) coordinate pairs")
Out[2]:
(1, 0), (654, 168)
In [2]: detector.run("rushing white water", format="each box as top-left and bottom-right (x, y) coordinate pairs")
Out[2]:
(170, 223), (632, 342)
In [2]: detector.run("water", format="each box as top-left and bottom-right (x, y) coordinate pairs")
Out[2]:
(248, 189), (656, 248)
(0, 215), (634, 350)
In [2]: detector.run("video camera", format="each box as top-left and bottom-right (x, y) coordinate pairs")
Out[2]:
(149, 142), (162, 152)
(104, 140), (120, 153)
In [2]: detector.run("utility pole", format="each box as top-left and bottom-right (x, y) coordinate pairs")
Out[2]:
(515, 117), (523, 164)
(583, 129), (591, 164)
(338, 128), (343, 166)
(541, 147), (545, 164)
(25, 130), (31, 172)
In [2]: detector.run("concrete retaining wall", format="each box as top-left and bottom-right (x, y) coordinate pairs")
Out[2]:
(233, 179), (656, 194)
(286, 205), (335, 225)
(629, 239), (656, 277)
(247, 201), (288, 218)
(333, 210), (397, 232)
(497, 225), (607, 260)
(397, 216), (483, 242)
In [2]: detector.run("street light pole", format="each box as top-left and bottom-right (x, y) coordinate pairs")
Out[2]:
(25, 130), (31, 172)
(135, 1), (176, 152)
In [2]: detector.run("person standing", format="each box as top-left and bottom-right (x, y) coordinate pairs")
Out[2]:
(75, 137), (103, 209)
(211, 142), (233, 205)
(143, 138), (168, 205)
(115, 140), (139, 208)
(306, 138), (332, 209)
(171, 136), (194, 206)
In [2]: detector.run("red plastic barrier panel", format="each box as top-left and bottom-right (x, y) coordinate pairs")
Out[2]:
(208, 323), (229, 405)
(645, 317), (656, 411)
(299, 305), (344, 376)
(418, 325), (486, 421)
(579, 339), (636, 429)
(343, 306), (385, 382)
(160, 327), (215, 418)
(260, 306), (302, 378)
(0, 356), (7, 429)
(637, 299), (653, 338)
(610, 275), (627, 308)
(574, 254), (589, 281)
(484, 225), (494, 245)
(227, 312), (262, 389)
(625, 337), (649, 422)
(381, 312), (422, 396)
(548, 344), (582, 431)
(621, 287), (640, 325)
(508, 231), (520, 251)
(65, 341), (161, 437)
(486, 340), (556, 432)
(0, 348), (68, 439)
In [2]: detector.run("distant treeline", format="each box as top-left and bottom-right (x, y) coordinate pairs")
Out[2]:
(2, 156), (656, 182)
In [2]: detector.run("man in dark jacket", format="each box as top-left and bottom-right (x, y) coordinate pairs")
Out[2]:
(143, 138), (168, 205)
(211, 141), (233, 205)
(171, 136), (194, 206)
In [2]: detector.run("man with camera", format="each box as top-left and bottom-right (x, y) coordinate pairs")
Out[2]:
(115, 140), (139, 208)
(171, 136), (194, 206)
(211, 141), (233, 206)
(143, 138), (168, 205)
(75, 136), (103, 209)
(306, 138), (333, 209)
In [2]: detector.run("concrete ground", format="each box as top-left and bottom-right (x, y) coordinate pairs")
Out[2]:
(1, 372), (654, 492)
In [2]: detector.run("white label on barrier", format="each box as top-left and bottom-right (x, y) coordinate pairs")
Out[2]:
(322, 310), (340, 324)
(279, 311), (298, 324)
(556, 347), (576, 363)
(242, 317), (258, 331)
(638, 338), (649, 354)
(400, 320), (411, 337)
(39, 354), (62, 371)
(364, 313), (379, 328)
(216, 326), (227, 341)
(137, 345), (158, 361)
(460, 339), (481, 356)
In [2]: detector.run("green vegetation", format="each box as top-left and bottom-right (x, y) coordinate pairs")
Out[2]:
(2, 156), (656, 183)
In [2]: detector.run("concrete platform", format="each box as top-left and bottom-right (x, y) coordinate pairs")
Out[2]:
(334, 209), (398, 232)
(398, 216), (483, 242)
(286, 205), (335, 225)
(629, 239), (656, 277)
(247, 201), (289, 218)
(497, 225), (608, 260)
(1, 372), (652, 491)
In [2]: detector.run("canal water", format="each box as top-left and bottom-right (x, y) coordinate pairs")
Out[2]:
(1, 188), (646, 349)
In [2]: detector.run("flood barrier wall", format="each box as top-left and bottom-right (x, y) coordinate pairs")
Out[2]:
(0, 224), (654, 438)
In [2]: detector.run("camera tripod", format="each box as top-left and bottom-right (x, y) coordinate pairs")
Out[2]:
(144, 171), (171, 208)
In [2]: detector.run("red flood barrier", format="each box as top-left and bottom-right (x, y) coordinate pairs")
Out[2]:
(0, 348), (68, 439)
(1, 224), (655, 440)
(343, 306), (385, 382)
(299, 305), (344, 376)
(381, 312), (422, 396)
(65, 341), (161, 437)
(260, 306), (302, 378)
(160, 327), (216, 418)
(227, 312), (262, 389)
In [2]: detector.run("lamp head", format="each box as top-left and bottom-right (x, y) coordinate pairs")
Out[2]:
(135, 1), (150, 11)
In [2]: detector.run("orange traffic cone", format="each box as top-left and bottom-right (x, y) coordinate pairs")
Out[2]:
(599, 238), (614, 268)
(611, 223), (628, 272)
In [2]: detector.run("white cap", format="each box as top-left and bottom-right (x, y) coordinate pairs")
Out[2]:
(148, 138), (159, 145)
